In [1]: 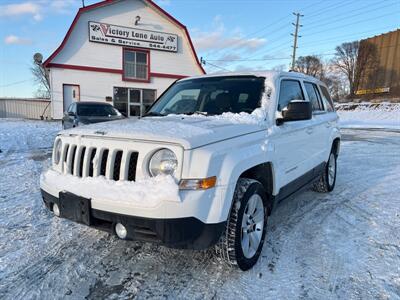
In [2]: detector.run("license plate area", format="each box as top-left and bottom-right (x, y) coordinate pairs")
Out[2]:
(59, 192), (92, 225)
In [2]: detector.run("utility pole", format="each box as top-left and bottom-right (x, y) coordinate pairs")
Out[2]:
(82, 0), (85, 7)
(291, 12), (303, 71)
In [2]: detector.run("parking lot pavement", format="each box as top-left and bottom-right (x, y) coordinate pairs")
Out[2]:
(0, 120), (399, 299)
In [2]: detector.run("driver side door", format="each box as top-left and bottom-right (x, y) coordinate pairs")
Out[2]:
(273, 79), (316, 190)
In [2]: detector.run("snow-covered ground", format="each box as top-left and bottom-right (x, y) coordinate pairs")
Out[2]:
(1, 119), (400, 299)
(337, 103), (400, 130)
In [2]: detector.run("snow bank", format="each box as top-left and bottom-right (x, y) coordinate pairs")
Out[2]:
(337, 103), (400, 130)
(41, 169), (180, 206)
(0, 119), (60, 152)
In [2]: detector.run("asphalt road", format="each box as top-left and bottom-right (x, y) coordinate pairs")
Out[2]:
(0, 121), (399, 299)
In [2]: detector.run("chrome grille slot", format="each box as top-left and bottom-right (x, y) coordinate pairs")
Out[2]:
(127, 152), (139, 181)
(68, 145), (77, 175)
(100, 149), (109, 177)
(113, 151), (123, 181)
(61, 143), (69, 173)
(88, 148), (97, 177)
(63, 144), (69, 163)
(78, 147), (86, 177)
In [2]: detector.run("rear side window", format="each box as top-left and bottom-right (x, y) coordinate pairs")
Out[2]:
(319, 85), (334, 112)
(278, 80), (304, 111)
(304, 82), (323, 111)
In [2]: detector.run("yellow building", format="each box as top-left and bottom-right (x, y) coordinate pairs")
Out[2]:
(356, 29), (400, 99)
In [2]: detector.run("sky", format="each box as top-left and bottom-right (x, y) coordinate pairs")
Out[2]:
(0, 0), (399, 98)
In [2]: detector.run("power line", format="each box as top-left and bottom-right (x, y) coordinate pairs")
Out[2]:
(206, 0), (398, 67)
(303, 0), (394, 28)
(303, 11), (399, 37)
(202, 61), (232, 72)
(0, 79), (32, 88)
(305, 0), (354, 18)
(206, 57), (290, 62)
(203, 0), (327, 60)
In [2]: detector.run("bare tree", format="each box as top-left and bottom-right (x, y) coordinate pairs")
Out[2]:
(31, 54), (50, 98)
(294, 55), (324, 79)
(332, 41), (377, 97)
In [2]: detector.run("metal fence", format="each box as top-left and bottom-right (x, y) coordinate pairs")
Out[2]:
(0, 98), (51, 119)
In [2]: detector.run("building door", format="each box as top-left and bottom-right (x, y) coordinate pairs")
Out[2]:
(63, 84), (80, 112)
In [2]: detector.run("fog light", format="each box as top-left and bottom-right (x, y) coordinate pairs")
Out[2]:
(115, 223), (127, 239)
(53, 203), (60, 217)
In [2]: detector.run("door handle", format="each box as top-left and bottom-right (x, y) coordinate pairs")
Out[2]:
(306, 128), (314, 134)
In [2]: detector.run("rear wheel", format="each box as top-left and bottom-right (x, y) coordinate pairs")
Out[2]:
(216, 178), (268, 271)
(312, 152), (337, 193)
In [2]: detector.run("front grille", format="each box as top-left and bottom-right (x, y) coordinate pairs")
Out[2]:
(61, 144), (138, 182)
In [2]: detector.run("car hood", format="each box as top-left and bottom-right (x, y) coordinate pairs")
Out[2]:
(61, 114), (267, 150)
(78, 115), (124, 123)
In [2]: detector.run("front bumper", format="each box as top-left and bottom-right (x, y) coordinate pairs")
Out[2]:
(41, 189), (225, 249)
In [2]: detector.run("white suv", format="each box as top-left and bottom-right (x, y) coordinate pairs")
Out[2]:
(40, 71), (340, 270)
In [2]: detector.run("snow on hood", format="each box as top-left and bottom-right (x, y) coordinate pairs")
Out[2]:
(41, 169), (180, 206)
(62, 110), (268, 149)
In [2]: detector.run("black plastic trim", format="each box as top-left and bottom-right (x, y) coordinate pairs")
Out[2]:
(41, 189), (225, 250)
(275, 162), (325, 202)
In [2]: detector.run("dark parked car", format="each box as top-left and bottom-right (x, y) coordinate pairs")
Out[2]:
(62, 102), (124, 129)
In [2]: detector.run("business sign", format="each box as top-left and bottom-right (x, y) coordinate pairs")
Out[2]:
(355, 87), (390, 95)
(89, 21), (178, 52)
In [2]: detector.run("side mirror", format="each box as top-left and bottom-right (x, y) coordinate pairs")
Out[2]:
(67, 111), (76, 117)
(281, 100), (312, 123)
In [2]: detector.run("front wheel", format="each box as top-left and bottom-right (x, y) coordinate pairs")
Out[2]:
(312, 152), (337, 193)
(216, 178), (268, 271)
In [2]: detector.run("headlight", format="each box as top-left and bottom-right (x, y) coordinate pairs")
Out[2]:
(149, 149), (178, 177)
(53, 139), (62, 164)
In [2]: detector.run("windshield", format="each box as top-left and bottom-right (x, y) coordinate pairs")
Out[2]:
(147, 76), (265, 116)
(77, 104), (120, 117)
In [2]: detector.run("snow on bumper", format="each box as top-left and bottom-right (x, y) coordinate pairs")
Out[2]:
(40, 169), (225, 223)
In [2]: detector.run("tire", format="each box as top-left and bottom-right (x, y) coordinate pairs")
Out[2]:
(216, 178), (268, 271)
(312, 151), (337, 193)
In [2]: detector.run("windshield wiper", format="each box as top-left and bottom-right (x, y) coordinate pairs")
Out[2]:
(185, 111), (209, 116)
(143, 112), (166, 117)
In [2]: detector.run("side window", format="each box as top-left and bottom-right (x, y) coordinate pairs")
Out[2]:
(278, 80), (304, 111)
(319, 85), (334, 112)
(304, 82), (323, 111)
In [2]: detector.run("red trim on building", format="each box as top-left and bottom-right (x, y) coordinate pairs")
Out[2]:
(122, 47), (151, 83)
(43, 0), (113, 67)
(150, 72), (187, 79)
(47, 63), (186, 79)
(43, 0), (205, 74)
(48, 63), (123, 74)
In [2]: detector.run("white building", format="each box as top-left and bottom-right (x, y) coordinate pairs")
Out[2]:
(44, 0), (205, 119)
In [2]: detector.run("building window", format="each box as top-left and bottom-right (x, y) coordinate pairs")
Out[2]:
(123, 49), (149, 80)
(113, 87), (157, 117)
